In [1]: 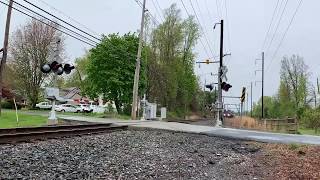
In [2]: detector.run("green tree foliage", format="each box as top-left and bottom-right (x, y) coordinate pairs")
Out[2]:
(65, 53), (90, 91)
(280, 55), (310, 111)
(84, 33), (146, 113)
(145, 4), (200, 116)
(252, 55), (312, 119)
(253, 96), (281, 118)
(302, 108), (320, 134)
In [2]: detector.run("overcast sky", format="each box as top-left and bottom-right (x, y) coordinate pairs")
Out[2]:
(0, 0), (318, 110)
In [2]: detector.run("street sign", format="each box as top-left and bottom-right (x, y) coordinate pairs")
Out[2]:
(45, 87), (59, 100)
(240, 87), (246, 103)
(221, 66), (228, 81)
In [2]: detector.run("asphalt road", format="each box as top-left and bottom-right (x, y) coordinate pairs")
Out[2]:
(18, 110), (320, 145)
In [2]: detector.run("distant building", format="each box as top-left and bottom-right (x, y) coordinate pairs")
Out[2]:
(59, 87), (92, 104)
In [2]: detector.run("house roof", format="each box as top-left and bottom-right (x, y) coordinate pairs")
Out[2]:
(61, 87), (81, 99)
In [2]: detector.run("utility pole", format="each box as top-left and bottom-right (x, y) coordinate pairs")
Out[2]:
(215, 19), (223, 127)
(246, 92), (249, 116)
(250, 82), (253, 117)
(255, 52), (264, 119)
(0, 0), (13, 115)
(262, 52), (264, 119)
(131, 0), (146, 120)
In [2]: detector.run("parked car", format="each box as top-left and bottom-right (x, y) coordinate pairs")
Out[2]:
(90, 105), (106, 114)
(36, 102), (52, 109)
(223, 110), (234, 118)
(78, 104), (92, 113)
(55, 104), (79, 113)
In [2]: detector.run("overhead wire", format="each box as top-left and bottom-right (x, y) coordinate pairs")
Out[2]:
(134, 0), (160, 25)
(194, 0), (216, 58)
(29, 0), (142, 58)
(0, 0), (96, 47)
(189, 0), (216, 58)
(215, 0), (222, 20)
(22, 0), (102, 42)
(180, 0), (211, 58)
(150, 0), (164, 22)
(12, 0), (99, 45)
(265, 0), (289, 55)
(261, 0), (280, 50)
(1, 0), (140, 59)
(35, 0), (100, 37)
(223, 0), (232, 66)
(266, 0), (303, 71)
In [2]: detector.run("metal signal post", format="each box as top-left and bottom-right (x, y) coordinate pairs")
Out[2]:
(255, 52), (264, 118)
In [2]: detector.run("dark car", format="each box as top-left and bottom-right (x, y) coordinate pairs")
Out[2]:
(223, 110), (234, 118)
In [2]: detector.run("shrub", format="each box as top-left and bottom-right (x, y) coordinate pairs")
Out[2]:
(1, 100), (22, 109)
(301, 109), (320, 134)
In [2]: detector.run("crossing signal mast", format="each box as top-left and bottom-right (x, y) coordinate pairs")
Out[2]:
(40, 39), (75, 124)
(240, 87), (246, 120)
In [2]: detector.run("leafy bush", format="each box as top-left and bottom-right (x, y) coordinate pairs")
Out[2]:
(301, 109), (320, 134)
(1, 100), (22, 109)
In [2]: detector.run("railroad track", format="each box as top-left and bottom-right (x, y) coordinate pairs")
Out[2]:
(0, 123), (128, 144)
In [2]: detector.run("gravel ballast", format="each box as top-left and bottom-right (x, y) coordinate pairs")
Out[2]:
(0, 129), (268, 179)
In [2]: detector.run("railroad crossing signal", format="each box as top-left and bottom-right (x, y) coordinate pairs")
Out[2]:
(41, 61), (75, 75)
(205, 84), (214, 91)
(241, 87), (246, 102)
(221, 82), (232, 92)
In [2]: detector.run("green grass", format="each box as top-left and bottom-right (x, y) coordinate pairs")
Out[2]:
(0, 111), (48, 129)
(299, 128), (320, 136)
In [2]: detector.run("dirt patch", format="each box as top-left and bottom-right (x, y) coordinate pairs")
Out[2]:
(253, 143), (320, 179)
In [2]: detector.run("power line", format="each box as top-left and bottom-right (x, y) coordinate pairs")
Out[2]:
(22, 0), (102, 42)
(150, 0), (164, 22)
(134, 0), (160, 25)
(215, 0), (222, 20)
(19, 0), (139, 59)
(35, 0), (100, 37)
(266, 0), (303, 71)
(204, 0), (214, 22)
(12, 0), (99, 45)
(189, 0), (215, 58)
(1, 0), (147, 61)
(224, 0), (231, 52)
(0, 0), (96, 46)
(261, 0), (280, 50)
(265, 0), (289, 55)
(194, 0), (217, 56)
(223, 0), (232, 66)
(180, 0), (211, 58)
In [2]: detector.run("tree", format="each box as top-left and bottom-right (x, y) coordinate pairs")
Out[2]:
(280, 55), (309, 114)
(65, 52), (90, 91)
(145, 4), (200, 116)
(302, 108), (320, 134)
(9, 19), (64, 108)
(84, 33), (146, 113)
(253, 96), (280, 118)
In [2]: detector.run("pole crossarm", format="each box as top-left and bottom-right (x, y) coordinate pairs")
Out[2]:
(196, 61), (219, 64)
(222, 96), (240, 99)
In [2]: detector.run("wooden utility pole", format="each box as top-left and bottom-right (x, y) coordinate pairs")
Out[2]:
(0, 0), (13, 115)
(250, 82), (253, 117)
(131, 0), (146, 120)
(261, 52), (264, 119)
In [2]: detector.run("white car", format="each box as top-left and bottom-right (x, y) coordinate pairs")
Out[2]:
(78, 104), (92, 113)
(90, 105), (106, 114)
(55, 104), (79, 113)
(36, 102), (52, 109)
